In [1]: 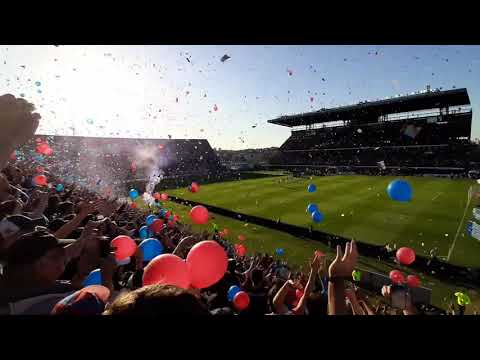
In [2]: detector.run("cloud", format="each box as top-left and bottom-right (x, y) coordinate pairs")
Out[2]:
(391, 79), (400, 90)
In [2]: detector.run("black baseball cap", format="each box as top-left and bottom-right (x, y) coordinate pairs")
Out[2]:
(6, 230), (75, 266)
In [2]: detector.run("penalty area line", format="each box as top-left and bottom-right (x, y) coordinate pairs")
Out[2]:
(447, 187), (472, 262)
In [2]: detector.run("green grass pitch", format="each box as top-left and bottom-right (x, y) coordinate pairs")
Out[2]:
(167, 174), (479, 269)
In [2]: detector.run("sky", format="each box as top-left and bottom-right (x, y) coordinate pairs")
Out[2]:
(1, 45), (479, 150)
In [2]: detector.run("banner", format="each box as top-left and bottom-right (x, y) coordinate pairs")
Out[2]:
(473, 207), (480, 221)
(466, 220), (480, 241)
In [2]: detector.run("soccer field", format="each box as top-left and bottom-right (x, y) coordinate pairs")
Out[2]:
(167, 174), (480, 268)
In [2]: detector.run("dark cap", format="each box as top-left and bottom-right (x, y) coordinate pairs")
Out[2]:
(6, 230), (74, 266)
(0, 215), (47, 240)
(210, 307), (235, 315)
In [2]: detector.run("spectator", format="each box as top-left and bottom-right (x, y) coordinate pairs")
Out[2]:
(103, 284), (208, 315)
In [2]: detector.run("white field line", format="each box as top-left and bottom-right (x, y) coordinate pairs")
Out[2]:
(431, 192), (443, 201)
(447, 186), (472, 262)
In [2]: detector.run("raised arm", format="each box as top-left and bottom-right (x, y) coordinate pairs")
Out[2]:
(54, 201), (94, 239)
(345, 287), (366, 315)
(328, 240), (358, 315)
(293, 253), (322, 315)
(273, 279), (296, 314)
(0, 94), (40, 170)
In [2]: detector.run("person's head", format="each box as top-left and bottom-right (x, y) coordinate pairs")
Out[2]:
(227, 258), (237, 274)
(47, 195), (61, 211)
(0, 173), (10, 193)
(307, 293), (328, 316)
(103, 284), (208, 316)
(0, 214), (48, 253)
(251, 269), (264, 288)
(5, 230), (74, 287)
(58, 202), (74, 216)
(0, 200), (22, 219)
(48, 218), (67, 232)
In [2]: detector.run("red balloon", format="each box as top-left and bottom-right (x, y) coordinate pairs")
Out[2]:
(173, 214), (180, 222)
(111, 235), (137, 261)
(406, 275), (420, 288)
(165, 211), (172, 218)
(235, 244), (247, 257)
(33, 174), (48, 186)
(189, 205), (209, 225)
(160, 193), (169, 201)
(186, 240), (228, 289)
(167, 220), (175, 228)
(233, 291), (250, 311)
(238, 234), (246, 242)
(150, 219), (164, 233)
(396, 247), (416, 265)
(44, 147), (54, 156)
(191, 182), (199, 193)
(143, 254), (190, 289)
(36, 142), (49, 155)
(389, 270), (405, 285)
(153, 192), (161, 200)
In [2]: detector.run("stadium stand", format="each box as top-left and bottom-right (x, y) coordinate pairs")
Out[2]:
(16, 136), (223, 192)
(268, 88), (473, 176)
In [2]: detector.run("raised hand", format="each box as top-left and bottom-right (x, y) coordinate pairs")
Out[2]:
(328, 240), (358, 278)
(0, 94), (41, 169)
(94, 199), (116, 217)
(78, 201), (95, 217)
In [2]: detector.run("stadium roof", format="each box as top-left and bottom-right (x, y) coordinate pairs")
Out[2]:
(268, 88), (471, 127)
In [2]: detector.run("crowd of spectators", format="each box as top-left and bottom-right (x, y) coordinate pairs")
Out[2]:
(0, 94), (472, 316)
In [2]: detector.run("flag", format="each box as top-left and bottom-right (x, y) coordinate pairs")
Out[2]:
(402, 124), (422, 139)
(473, 207), (480, 221)
(377, 161), (386, 170)
(466, 220), (480, 241)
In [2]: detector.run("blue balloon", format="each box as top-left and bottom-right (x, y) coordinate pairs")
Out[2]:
(227, 285), (241, 302)
(139, 238), (164, 261)
(55, 183), (64, 192)
(312, 210), (324, 223)
(307, 203), (318, 214)
(83, 269), (102, 286)
(146, 214), (158, 226)
(159, 209), (167, 217)
(387, 179), (412, 202)
(275, 248), (285, 256)
(139, 225), (150, 240)
(307, 184), (317, 193)
(129, 189), (139, 200)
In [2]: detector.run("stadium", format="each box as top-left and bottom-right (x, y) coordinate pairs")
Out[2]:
(13, 86), (480, 311)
